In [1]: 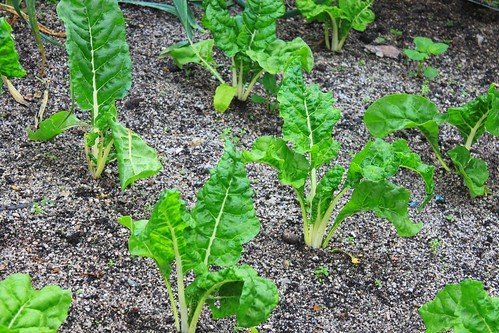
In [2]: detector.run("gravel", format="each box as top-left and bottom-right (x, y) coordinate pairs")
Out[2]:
(0, 0), (497, 332)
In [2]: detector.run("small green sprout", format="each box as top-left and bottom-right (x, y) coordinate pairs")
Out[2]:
(429, 239), (441, 255)
(445, 214), (455, 222)
(374, 279), (383, 288)
(314, 266), (330, 282)
(404, 37), (448, 80)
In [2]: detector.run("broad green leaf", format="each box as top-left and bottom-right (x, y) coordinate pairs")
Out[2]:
(339, 0), (375, 32)
(403, 49), (428, 61)
(186, 265), (279, 328)
(0, 274), (71, 332)
(243, 136), (309, 189)
(424, 66), (439, 80)
(311, 165), (345, 222)
(161, 39), (215, 69)
(428, 42), (448, 55)
(28, 111), (85, 141)
(0, 17), (26, 78)
(419, 279), (499, 333)
(414, 36), (434, 53)
(190, 140), (260, 273)
(447, 84), (498, 147)
(334, 180), (423, 237)
(278, 65), (341, 168)
(246, 38), (314, 75)
(214, 83), (238, 113)
(202, 0), (239, 56)
(118, 190), (191, 276)
(364, 94), (447, 165)
(295, 0), (333, 23)
(57, 0), (132, 116)
(448, 145), (489, 197)
(110, 120), (162, 189)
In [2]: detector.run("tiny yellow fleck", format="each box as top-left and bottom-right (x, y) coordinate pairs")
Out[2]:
(351, 257), (360, 264)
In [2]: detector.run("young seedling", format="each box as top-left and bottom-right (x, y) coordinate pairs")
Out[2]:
(296, 0), (375, 52)
(0, 273), (72, 331)
(0, 17), (28, 106)
(428, 239), (441, 255)
(161, 0), (313, 112)
(314, 266), (330, 282)
(364, 84), (498, 197)
(245, 64), (435, 248)
(28, 0), (162, 189)
(419, 279), (498, 333)
(403, 37), (448, 80)
(119, 140), (279, 333)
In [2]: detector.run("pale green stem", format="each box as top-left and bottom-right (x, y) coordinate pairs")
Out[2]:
(187, 36), (224, 84)
(324, 24), (331, 50)
(320, 187), (350, 248)
(295, 189), (311, 245)
(330, 15), (340, 52)
(237, 59), (244, 99)
(432, 147), (451, 172)
(231, 57), (237, 87)
(464, 112), (489, 150)
(241, 70), (265, 101)
(92, 139), (113, 179)
(164, 278), (180, 332)
(307, 168), (318, 205)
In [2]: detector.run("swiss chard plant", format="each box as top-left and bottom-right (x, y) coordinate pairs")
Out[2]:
(403, 37), (448, 80)
(161, 0), (313, 112)
(364, 84), (498, 197)
(244, 64), (434, 248)
(119, 140), (279, 333)
(0, 273), (72, 332)
(0, 16), (28, 106)
(296, 0), (375, 52)
(419, 279), (498, 333)
(28, 0), (162, 189)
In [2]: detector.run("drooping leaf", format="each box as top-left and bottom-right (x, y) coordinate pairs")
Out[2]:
(0, 17), (26, 78)
(160, 39), (215, 69)
(0, 274), (71, 332)
(189, 140), (260, 273)
(57, 0), (132, 116)
(186, 265), (279, 328)
(214, 83), (238, 113)
(448, 145), (489, 197)
(447, 84), (498, 147)
(278, 65), (341, 168)
(310, 165), (345, 222)
(243, 136), (309, 189)
(334, 180), (423, 237)
(364, 94), (447, 165)
(28, 111), (85, 141)
(419, 279), (499, 333)
(110, 120), (162, 189)
(339, 0), (375, 32)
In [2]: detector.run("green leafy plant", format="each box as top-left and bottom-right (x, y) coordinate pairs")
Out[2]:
(419, 279), (498, 333)
(119, 140), (279, 333)
(403, 37), (448, 80)
(0, 16), (28, 105)
(161, 0), (313, 112)
(364, 84), (498, 197)
(244, 64), (434, 248)
(296, 0), (375, 52)
(29, 0), (162, 189)
(0, 273), (72, 332)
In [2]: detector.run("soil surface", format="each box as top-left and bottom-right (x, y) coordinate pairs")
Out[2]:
(1, 0), (498, 332)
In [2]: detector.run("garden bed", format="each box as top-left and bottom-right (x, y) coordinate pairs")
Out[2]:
(0, 0), (497, 332)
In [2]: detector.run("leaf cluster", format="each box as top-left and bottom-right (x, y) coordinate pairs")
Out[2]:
(403, 37), (448, 79)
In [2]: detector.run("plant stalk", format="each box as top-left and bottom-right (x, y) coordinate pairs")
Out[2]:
(320, 187), (349, 248)
(464, 112), (489, 150)
(241, 70), (264, 101)
(164, 278), (180, 332)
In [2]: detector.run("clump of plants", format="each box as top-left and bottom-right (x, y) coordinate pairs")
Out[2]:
(0, 273), (72, 331)
(296, 0), (375, 52)
(364, 84), (497, 197)
(119, 139), (279, 333)
(403, 36), (448, 79)
(419, 279), (498, 332)
(161, 0), (313, 112)
(29, 0), (162, 189)
(245, 64), (434, 248)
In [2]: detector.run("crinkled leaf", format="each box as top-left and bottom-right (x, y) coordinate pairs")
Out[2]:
(334, 180), (423, 237)
(214, 83), (237, 113)
(448, 145), (489, 197)
(339, 0), (375, 32)
(28, 111), (85, 141)
(447, 84), (498, 146)
(243, 136), (309, 189)
(0, 17), (26, 78)
(419, 279), (499, 333)
(57, 0), (132, 114)
(202, 0), (239, 56)
(246, 37), (314, 75)
(364, 94), (447, 164)
(186, 265), (279, 328)
(0, 274), (71, 332)
(311, 165), (345, 222)
(110, 120), (162, 189)
(189, 140), (260, 273)
(118, 190), (191, 276)
(160, 39), (214, 69)
(278, 65), (341, 168)
(295, 0), (333, 23)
